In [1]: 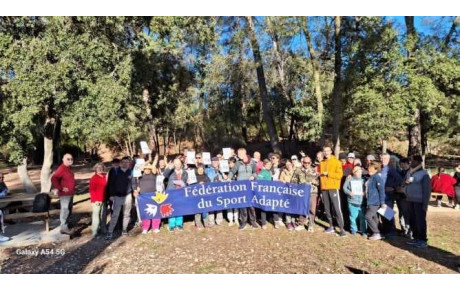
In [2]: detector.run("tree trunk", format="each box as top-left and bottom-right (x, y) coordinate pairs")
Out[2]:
(18, 158), (38, 194)
(302, 17), (324, 132)
(331, 16), (343, 156)
(405, 16), (423, 158)
(268, 17), (294, 140)
(40, 100), (58, 193)
(442, 16), (459, 53)
(246, 16), (281, 154)
(382, 139), (388, 154)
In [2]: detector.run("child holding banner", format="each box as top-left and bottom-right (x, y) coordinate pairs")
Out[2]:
(134, 162), (161, 234)
(257, 159), (273, 229)
(205, 157), (224, 226)
(193, 164), (210, 230)
(164, 158), (188, 231)
(343, 166), (367, 235)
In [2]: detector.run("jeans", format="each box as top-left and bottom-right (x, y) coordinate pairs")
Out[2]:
(168, 216), (183, 229)
(348, 203), (366, 234)
(365, 205), (380, 235)
(91, 201), (108, 236)
(408, 201), (427, 242)
(108, 195), (133, 233)
(59, 195), (74, 230)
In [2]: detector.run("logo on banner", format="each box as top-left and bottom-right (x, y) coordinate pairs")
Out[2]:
(145, 204), (158, 216)
(152, 191), (169, 204)
(160, 203), (174, 217)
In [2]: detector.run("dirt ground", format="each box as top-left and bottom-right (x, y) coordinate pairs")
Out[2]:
(0, 166), (459, 274)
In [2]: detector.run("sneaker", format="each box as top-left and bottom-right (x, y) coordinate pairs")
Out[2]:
(228, 221), (234, 227)
(295, 224), (305, 231)
(105, 233), (113, 240)
(287, 223), (294, 231)
(324, 227), (335, 234)
(455, 204), (460, 210)
(60, 225), (70, 235)
(121, 231), (129, 236)
(274, 221), (280, 229)
(307, 226), (314, 233)
(369, 234), (381, 240)
(406, 239), (419, 245)
(239, 224), (247, 231)
(168, 227), (175, 232)
(339, 231), (347, 237)
(0, 235), (10, 242)
(261, 224), (267, 230)
(176, 226), (184, 231)
(361, 233), (367, 237)
(153, 229), (160, 234)
(251, 223), (260, 229)
(415, 241), (428, 248)
(351, 231), (357, 236)
(437, 200), (442, 207)
(142, 230), (149, 235)
(195, 226), (203, 231)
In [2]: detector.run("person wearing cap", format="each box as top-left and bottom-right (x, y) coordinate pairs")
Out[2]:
(404, 155), (431, 248)
(291, 156), (319, 232)
(205, 157), (224, 226)
(343, 152), (355, 177)
(319, 146), (346, 237)
(291, 155), (301, 169)
(133, 162), (161, 234)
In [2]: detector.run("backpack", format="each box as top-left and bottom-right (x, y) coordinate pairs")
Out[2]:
(32, 193), (51, 213)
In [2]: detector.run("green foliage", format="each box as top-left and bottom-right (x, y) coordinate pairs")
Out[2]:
(0, 16), (458, 161)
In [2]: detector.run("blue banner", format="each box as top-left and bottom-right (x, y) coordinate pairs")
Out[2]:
(137, 180), (311, 220)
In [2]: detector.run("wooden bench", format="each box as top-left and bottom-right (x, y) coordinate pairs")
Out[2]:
(4, 209), (61, 232)
(431, 192), (449, 199)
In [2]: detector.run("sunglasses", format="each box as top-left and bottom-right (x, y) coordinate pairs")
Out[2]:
(67, 158), (73, 161)
(302, 162), (311, 165)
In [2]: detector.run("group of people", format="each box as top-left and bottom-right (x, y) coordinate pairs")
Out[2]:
(1, 147), (459, 249)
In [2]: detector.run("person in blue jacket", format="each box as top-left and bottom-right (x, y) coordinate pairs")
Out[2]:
(365, 161), (386, 241)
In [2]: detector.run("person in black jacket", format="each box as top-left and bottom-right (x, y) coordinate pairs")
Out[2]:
(106, 157), (134, 240)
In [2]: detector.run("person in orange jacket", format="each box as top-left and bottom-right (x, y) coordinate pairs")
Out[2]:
(319, 146), (346, 237)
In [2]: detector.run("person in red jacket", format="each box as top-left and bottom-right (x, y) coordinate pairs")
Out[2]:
(51, 153), (76, 234)
(431, 167), (457, 207)
(89, 163), (108, 237)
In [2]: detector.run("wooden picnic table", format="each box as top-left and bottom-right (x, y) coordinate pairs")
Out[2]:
(0, 192), (59, 204)
(1, 193), (60, 232)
